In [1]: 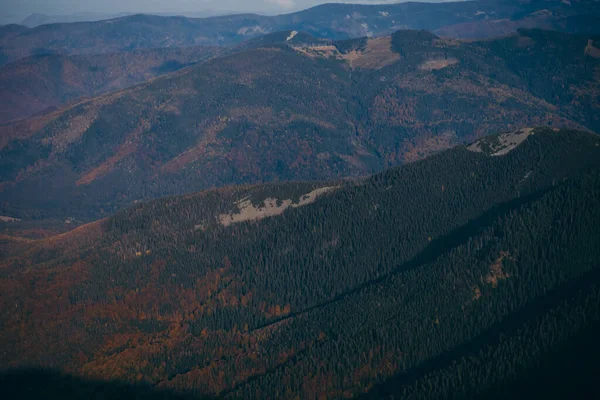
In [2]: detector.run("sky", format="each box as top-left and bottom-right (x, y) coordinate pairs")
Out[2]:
(0, 0), (424, 17)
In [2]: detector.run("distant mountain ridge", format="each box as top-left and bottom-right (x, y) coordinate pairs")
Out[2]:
(19, 9), (236, 28)
(1, 0), (599, 65)
(20, 12), (133, 28)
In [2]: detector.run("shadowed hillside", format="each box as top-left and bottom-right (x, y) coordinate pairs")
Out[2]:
(0, 368), (210, 400)
(2, 128), (600, 398)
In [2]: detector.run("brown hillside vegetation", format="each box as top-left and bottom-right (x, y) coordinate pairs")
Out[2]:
(341, 36), (401, 69)
(0, 46), (220, 124)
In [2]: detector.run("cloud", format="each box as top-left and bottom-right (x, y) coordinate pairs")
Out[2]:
(265, 0), (296, 9)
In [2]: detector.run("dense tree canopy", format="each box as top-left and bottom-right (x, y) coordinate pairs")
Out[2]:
(2, 128), (600, 398)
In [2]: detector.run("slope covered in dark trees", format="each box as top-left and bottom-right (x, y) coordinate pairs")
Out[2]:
(1, 29), (598, 221)
(1, 127), (600, 398)
(362, 267), (600, 400)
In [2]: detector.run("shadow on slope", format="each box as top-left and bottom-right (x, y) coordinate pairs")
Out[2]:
(361, 267), (600, 399)
(0, 368), (212, 400)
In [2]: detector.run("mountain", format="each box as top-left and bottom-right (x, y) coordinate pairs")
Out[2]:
(1, 29), (598, 221)
(2, 0), (599, 65)
(20, 13), (134, 28)
(0, 46), (221, 124)
(19, 10), (236, 28)
(435, 0), (600, 39)
(2, 127), (600, 399)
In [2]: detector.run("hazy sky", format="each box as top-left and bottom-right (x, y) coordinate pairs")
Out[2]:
(1, 0), (418, 16)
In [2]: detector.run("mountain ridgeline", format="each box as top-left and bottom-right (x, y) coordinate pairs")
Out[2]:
(2, 127), (600, 398)
(0, 28), (599, 221)
(1, 0), (599, 66)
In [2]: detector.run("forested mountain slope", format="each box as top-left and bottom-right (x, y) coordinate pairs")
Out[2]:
(1, 127), (600, 398)
(0, 46), (220, 124)
(1, 29), (598, 221)
(1, 0), (599, 65)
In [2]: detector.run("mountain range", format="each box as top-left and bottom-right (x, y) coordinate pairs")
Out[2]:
(18, 10), (236, 28)
(1, 28), (598, 221)
(2, 0), (600, 66)
(1, 2), (600, 398)
(2, 127), (600, 398)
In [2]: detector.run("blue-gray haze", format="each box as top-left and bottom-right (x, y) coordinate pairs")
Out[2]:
(1, 1), (454, 23)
